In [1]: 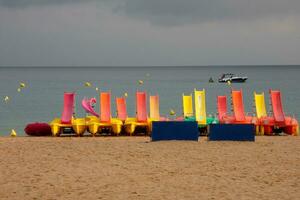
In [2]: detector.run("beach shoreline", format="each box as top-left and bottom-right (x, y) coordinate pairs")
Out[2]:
(0, 136), (299, 199)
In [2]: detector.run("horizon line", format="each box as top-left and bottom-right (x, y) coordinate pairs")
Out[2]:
(0, 64), (299, 68)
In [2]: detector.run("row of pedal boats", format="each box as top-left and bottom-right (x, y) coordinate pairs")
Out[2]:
(50, 89), (299, 136)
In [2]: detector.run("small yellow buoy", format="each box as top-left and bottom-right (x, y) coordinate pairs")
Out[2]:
(124, 92), (128, 97)
(95, 87), (99, 91)
(20, 82), (26, 88)
(17, 88), (21, 92)
(169, 109), (176, 116)
(10, 129), (17, 137)
(4, 96), (10, 103)
(138, 80), (144, 85)
(227, 80), (231, 86)
(85, 82), (92, 87)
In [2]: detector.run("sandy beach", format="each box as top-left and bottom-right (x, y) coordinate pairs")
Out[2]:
(0, 136), (299, 200)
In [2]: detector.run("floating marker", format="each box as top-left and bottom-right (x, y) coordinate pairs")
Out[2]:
(169, 109), (176, 116)
(10, 129), (17, 137)
(95, 87), (99, 91)
(124, 92), (128, 97)
(20, 82), (26, 88)
(17, 88), (21, 92)
(227, 80), (231, 86)
(138, 80), (144, 85)
(85, 82), (92, 87)
(4, 96), (10, 103)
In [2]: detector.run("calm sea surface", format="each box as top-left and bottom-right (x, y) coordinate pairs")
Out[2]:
(0, 66), (299, 135)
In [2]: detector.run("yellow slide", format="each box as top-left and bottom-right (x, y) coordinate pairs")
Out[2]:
(194, 89), (207, 125)
(254, 92), (268, 135)
(254, 92), (267, 118)
(183, 94), (194, 118)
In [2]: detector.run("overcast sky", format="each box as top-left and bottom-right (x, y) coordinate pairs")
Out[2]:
(0, 0), (300, 66)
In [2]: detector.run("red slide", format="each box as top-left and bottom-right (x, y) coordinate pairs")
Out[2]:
(136, 92), (148, 122)
(217, 96), (235, 123)
(270, 90), (285, 123)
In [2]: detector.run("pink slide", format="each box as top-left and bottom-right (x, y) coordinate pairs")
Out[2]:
(116, 97), (127, 121)
(136, 92), (148, 122)
(61, 92), (75, 124)
(270, 90), (285, 123)
(100, 92), (111, 122)
(81, 97), (99, 117)
(269, 90), (298, 135)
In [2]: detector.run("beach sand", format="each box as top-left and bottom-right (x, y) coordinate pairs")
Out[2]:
(0, 136), (299, 200)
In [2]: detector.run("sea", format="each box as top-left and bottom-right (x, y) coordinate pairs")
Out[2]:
(0, 66), (299, 136)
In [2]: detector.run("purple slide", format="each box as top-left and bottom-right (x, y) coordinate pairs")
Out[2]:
(61, 92), (75, 124)
(81, 97), (99, 117)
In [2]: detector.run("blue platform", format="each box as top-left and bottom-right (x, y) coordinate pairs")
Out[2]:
(208, 124), (255, 141)
(151, 121), (199, 141)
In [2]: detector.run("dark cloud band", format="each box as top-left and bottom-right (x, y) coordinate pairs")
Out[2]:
(1, 0), (299, 25)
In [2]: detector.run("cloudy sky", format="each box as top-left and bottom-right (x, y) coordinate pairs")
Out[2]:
(0, 0), (300, 66)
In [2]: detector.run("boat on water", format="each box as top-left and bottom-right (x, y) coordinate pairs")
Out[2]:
(218, 73), (247, 83)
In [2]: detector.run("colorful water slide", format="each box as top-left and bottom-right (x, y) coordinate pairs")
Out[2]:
(88, 92), (122, 135)
(100, 92), (111, 122)
(116, 97), (127, 121)
(231, 90), (246, 122)
(124, 92), (150, 135)
(61, 92), (75, 124)
(217, 96), (235, 123)
(270, 90), (285, 123)
(150, 95), (160, 121)
(81, 97), (99, 117)
(149, 95), (168, 121)
(231, 89), (254, 124)
(254, 92), (267, 118)
(194, 89), (207, 125)
(217, 96), (227, 121)
(254, 92), (274, 135)
(270, 90), (298, 135)
(50, 92), (86, 136)
(181, 93), (195, 122)
(137, 92), (148, 122)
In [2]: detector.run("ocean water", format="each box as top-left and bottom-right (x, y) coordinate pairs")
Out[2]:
(0, 66), (299, 135)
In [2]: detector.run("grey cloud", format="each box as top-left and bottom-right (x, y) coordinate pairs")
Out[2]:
(114, 0), (300, 25)
(2, 0), (300, 26)
(0, 0), (96, 8)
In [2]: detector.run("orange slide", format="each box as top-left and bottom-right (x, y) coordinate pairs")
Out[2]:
(88, 92), (123, 135)
(231, 89), (254, 124)
(116, 97), (127, 122)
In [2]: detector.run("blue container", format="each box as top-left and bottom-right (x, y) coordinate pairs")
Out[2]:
(209, 124), (255, 141)
(151, 121), (199, 141)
